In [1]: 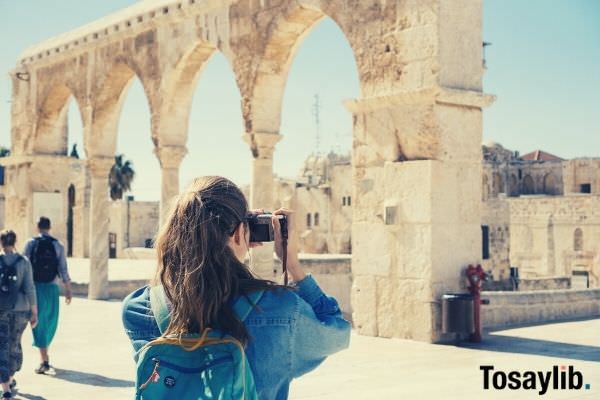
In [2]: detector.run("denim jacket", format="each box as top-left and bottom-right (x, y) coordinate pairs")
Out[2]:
(121, 274), (351, 400)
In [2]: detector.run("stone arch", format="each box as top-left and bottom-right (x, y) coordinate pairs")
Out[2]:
(245, 5), (360, 134)
(543, 173), (558, 195)
(509, 174), (519, 197)
(574, 228), (583, 251)
(492, 172), (504, 195)
(89, 62), (158, 157)
(34, 84), (85, 155)
(156, 42), (221, 147)
(522, 174), (535, 195)
(482, 174), (489, 201)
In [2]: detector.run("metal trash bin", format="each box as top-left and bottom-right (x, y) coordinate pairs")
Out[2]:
(442, 293), (474, 334)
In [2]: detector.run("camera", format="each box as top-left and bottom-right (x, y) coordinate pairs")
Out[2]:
(245, 213), (287, 242)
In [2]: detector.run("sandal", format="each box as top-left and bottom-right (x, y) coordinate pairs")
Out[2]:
(34, 361), (51, 374)
(2, 391), (12, 398)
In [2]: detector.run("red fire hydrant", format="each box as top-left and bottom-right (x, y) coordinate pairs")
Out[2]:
(466, 264), (490, 342)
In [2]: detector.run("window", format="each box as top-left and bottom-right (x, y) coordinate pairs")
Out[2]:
(306, 213), (312, 228)
(347, 196), (351, 206)
(342, 197), (346, 206)
(580, 183), (591, 194)
(481, 225), (490, 260)
(522, 175), (535, 195)
(314, 213), (320, 226)
(574, 228), (583, 251)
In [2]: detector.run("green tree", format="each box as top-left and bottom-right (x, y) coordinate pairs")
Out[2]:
(0, 147), (10, 157)
(109, 154), (135, 201)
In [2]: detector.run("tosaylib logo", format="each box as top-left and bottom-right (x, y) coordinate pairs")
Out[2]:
(480, 365), (591, 395)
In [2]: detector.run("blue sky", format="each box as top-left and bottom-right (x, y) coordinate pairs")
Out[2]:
(0, 0), (598, 200)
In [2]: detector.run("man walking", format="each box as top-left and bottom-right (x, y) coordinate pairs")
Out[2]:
(23, 217), (72, 374)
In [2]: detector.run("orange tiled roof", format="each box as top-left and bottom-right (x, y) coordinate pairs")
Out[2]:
(520, 150), (564, 162)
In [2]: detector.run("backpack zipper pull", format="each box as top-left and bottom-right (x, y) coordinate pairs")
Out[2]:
(139, 358), (160, 390)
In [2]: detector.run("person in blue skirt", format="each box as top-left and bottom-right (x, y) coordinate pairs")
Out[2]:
(23, 217), (72, 374)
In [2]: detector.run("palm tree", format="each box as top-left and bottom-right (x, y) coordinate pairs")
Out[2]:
(109, 154), (135, 200)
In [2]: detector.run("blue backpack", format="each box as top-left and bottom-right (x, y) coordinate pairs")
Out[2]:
(134, 286), (263, 400)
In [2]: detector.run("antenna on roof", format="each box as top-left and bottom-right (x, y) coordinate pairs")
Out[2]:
(312, 94), (321, 155)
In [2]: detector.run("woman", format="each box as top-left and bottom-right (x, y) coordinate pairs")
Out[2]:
(0, 230), (38, 399)
(122, 176), (350, 399)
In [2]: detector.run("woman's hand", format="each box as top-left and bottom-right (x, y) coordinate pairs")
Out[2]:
(30, 306), (38, 329)
(272, 208), (305, 283)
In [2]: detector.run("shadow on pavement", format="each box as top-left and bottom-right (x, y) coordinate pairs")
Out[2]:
(51, 368), (134, 388)
(459, 334), (600, 362)
(14, 393), (46, 400)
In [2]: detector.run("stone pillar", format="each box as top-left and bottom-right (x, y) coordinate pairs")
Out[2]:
(346, 88), (494, 342)
(243, 132), (282, 280)
(154, 145), (188, 226)
(0, 158), (33, 244)
(87, 157), (114, 300)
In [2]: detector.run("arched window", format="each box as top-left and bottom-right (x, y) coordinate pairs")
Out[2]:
(543, 173), (558, 195)
(306, 213), (312, 228)
(314, 212), (320, 226)
(509, 174), (518, 197)
(574, 228), (583, 251)
(492, 173), (504, 195)
(522, 175), (535, 195)
(482, 175), (489, 200)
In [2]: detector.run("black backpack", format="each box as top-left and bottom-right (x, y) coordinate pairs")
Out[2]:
(31, 236), (59, 283)
(0, 255), (22, 311)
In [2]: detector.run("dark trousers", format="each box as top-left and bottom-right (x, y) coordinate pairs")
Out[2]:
(0, 311), (30, 382)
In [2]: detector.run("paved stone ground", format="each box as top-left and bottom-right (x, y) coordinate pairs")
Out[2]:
(7, 294), (599, 399)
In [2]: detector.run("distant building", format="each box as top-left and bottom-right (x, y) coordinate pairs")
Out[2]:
(481, 143), (600, 288)
(273, 152), (352, 254)
(272, 145), (600, 289)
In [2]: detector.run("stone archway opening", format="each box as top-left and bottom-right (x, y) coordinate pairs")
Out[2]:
(181, 51), (249, 190)
(273, 16), (359, 257)
(34, 85), (85, 156)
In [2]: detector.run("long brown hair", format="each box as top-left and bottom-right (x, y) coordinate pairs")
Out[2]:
(154, 176), (280, 344)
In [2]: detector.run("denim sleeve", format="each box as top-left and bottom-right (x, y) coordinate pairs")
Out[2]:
(290, 274), (351, 378)
(122, 286), (162, 362)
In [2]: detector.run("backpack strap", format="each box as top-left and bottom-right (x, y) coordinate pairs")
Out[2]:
(149, 286), (264, 334)
(149, 285), (170, 335)
(0, 254), (22, 269)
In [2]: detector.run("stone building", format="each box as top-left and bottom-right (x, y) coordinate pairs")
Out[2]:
(4, 0), (493, 342)
(481, 143), (600, 289)
(273, 152), (352, 254)
(0, 155), (158, 259)
(276, 144), (600, 290)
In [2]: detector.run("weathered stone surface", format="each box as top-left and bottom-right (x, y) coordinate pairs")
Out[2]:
(87, 157), (114, 300)
(6, 0), (492, 342)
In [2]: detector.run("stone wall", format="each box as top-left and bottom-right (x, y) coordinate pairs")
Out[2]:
(481, 198), (510, 279)
(508, 195), (600, 287)
(109, 200), (159, 258)
(482, 288), (600, 329)
(563, 159), (600, 194)
(274, 254), (353, 317)
(483, 277), (571, 291)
